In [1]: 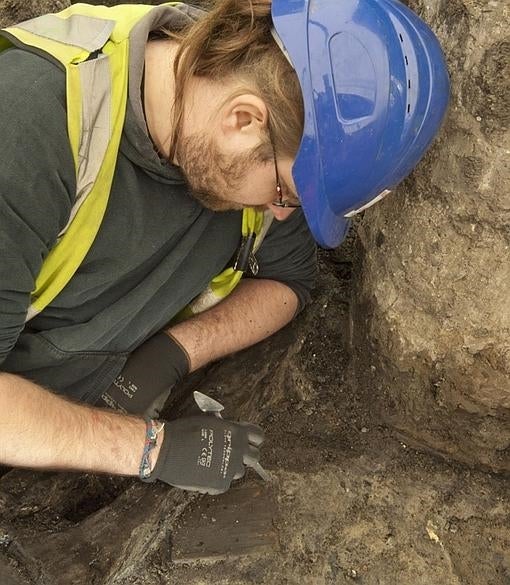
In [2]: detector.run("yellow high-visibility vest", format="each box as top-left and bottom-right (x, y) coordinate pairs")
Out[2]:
(0, 3), (271, 322)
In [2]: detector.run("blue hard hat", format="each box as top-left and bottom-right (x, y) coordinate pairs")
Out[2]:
(271, 0), (450, 248)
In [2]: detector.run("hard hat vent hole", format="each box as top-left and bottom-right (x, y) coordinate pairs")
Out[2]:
(398, 29), (412, 116)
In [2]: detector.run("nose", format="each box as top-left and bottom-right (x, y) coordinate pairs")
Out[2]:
(268, 205), (297, 221)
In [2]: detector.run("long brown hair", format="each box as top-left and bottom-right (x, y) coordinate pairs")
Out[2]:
(166, 0), (304, 163)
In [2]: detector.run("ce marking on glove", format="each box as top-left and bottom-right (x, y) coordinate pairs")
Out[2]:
(197, 427), (214, 468)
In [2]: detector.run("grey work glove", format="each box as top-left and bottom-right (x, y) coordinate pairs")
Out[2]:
(98, 331), (190, 416)
(143, 412), (266, 494)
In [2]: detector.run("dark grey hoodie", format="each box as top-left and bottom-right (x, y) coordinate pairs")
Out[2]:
(0, 5), (316, 403)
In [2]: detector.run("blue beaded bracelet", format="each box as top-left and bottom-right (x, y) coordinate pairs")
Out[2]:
(139, 418), (165, 480)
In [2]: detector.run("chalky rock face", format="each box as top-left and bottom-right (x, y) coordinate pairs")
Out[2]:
(352, 0), (510, 471)
(0, 0), (69, 27)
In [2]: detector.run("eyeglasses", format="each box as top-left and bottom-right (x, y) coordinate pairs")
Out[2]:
(269, 127), (301, 209)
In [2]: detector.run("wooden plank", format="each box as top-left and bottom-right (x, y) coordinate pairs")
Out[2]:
(171, 480), (278, 564)
(15, 482), (197, 585)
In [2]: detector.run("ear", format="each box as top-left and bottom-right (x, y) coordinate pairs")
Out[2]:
(220, 94), (268, 150)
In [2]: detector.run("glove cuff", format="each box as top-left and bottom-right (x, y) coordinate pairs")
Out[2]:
(151, 331), (190, 383)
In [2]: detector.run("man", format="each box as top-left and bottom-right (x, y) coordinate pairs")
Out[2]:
(0, 0), (449, 494)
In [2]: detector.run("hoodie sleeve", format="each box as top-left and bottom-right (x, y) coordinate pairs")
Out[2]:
(250, 209), (317, 312)
(0, 48), (75, 366)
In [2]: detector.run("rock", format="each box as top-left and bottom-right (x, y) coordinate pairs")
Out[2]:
(351, 0), (510, 471)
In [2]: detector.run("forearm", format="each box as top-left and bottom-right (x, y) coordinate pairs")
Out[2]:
(168, 279), (298, 372)
(0, 372), (159, 475)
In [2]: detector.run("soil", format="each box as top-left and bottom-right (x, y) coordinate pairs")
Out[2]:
(1, 248), (509, 584)
(352, 0), (510, 471)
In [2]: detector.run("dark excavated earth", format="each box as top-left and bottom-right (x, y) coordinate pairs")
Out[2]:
(1, 248), (509, 585)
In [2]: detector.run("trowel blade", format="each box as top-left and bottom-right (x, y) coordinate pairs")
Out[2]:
(194, 391), (225, 415)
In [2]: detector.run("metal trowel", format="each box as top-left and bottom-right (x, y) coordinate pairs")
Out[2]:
(193, 391), (272, 482)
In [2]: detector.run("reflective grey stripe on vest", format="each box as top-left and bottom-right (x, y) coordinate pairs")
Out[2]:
(58, 55), (111, 236)
(16, 13), (115, 52)
(16, 14), (114, 240)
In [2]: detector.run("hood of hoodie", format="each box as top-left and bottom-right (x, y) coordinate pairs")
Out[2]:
(121, 3), (204, 183)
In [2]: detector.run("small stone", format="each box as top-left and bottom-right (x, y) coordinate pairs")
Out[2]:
(0, 533), (11, 547)
(348, 568), (358, 579)
(476, 115), (482, 122)
(361, 427), (369, 433)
